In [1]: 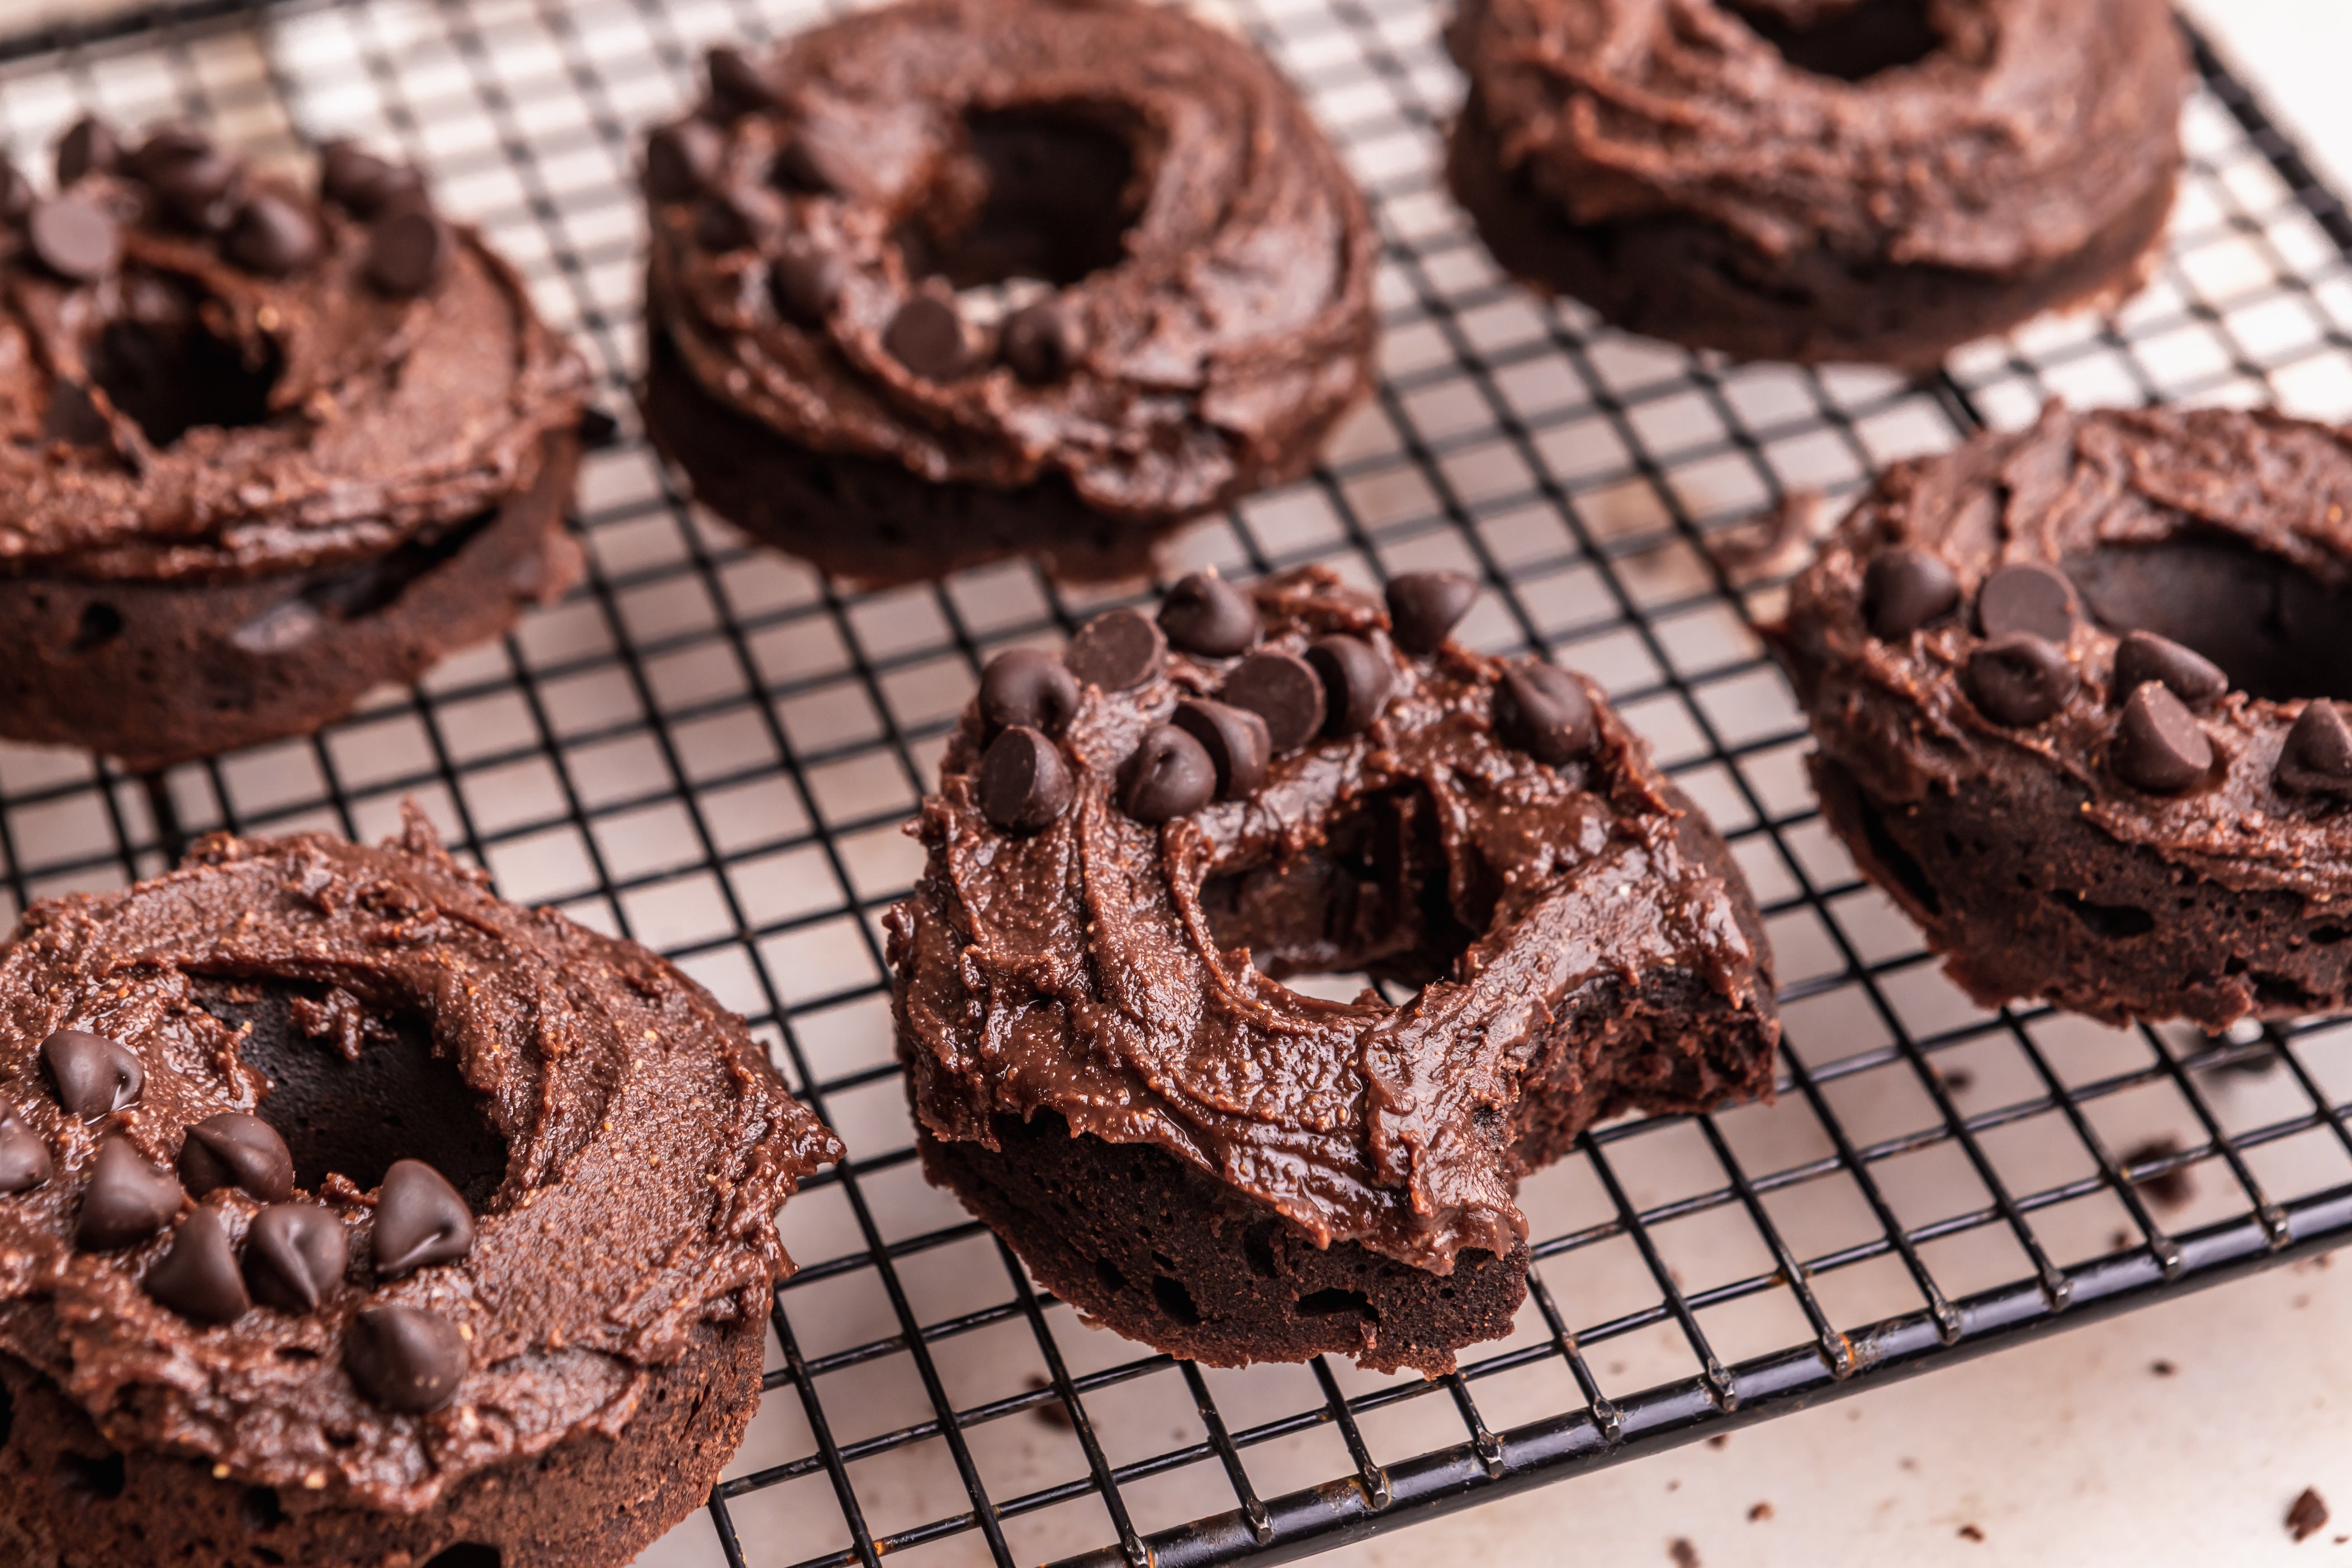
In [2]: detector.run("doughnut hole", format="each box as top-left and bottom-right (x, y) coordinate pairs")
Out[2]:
(85, 271), (281, 449)
(1724, 0), (1946, 81)
(2063, 535), (2352, 703)
(895, 104), (1145, 319)
(193, 977), (508, 1211)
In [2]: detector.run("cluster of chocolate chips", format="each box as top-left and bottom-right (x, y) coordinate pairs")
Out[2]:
(4, 1026), (476, 1416)
(969, 568), (1592, 835)
(1, 116), (447, 300)
(648, 48), (1086, 386)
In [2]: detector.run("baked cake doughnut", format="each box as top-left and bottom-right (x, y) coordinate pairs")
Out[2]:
(0, 808), (840, 1567)
(888, 567), (1778, 1373)
(638, 0), (1378, 584)
(1444, 0), (2188, 366)
(1775, 401), (2352, 1028)
(0, 119), (588, 770)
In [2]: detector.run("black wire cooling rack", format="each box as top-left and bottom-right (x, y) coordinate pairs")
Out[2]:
(3, 3), (2352, 1565)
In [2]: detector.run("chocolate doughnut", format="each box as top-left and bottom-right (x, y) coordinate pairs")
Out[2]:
(888, 568), (1778, 1373)
(638, 0), (1379, 585)
(0, 120), (588, 771)
(0, 809), (840, 1567)
(1773, 402), (2352, 1027)
(1444, 0), (2188, 366)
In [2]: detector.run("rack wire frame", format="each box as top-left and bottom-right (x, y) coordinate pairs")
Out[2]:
(1, 2), (2351, 1565)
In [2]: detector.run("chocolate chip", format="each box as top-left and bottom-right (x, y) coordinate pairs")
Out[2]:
(178, 1112), (294, 1202)
(0, 1109), (53, 1194)
(1157, 572), (1260, 658)
(1963, 634), (2075, 727)
(41, 1029), (143, 1121)
(1001, 297), (1085, 383)
(884, 293), (977, 380)
(1494, 662), (1596, 765)
(577, 405), (621, 448)
(1171, 698), (1269, 799)
(1863, 547), (1959, 640)
(2278, 700), (2352, 798)
(692, 189), (776, 253)
(149, 149), (245, 233)
(978, 726), (1073, 833)
(344, 1304), (467, 1413)
(645, 118), (725, 202)
(1305, 636), (1392, 737)
(770, 239), (845, 324)
(1221, 651), (1326, 754)
(978, 647), (1079, 736)
(128, 123), (212, 178)
(1386, 571), (1478, 654)
(1064, 609), (1165, 691)
(77, 1135), (185, 1250)
(371, 1159), (474, 1279)
(244, 1203), (349, 1314)
(2112, 682), (2212, 793)
(143, 1206), (249, 1325)
(0, 159), (30, 223)
(1119, 724), (1215, 823)
(27, 196), (120, 282)
(706, 45), (778, 117)
(2112, 631), (2228, 710)
(319, 141), (423, 217)
(773, 129), (858, 196)
(1975, 561), (2079, 641)
(55, 116), (120, 186)
(224, 193), (320, 277)
(365, 208), (449, 299)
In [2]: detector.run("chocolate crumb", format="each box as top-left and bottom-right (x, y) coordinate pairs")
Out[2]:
(1938, 1065), (1976, 1094)
(2150, 1359), (2175, 1377)
(1667, 1538), (1701, 1568)
(1958, 1524), (1985, 1543)
(1705, 1434), (1729, 1450)
(1025, 1372), (1073, 1430)
(2288, 1488), (2329, 1543)
(2122, 1134), (2193, 1211)
(1747, 1502), (1773, 1523)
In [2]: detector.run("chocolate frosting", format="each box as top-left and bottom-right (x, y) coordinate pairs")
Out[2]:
(643, 0), (1378, 520)
(0, 164), (584, 582)
(1448, 0), (2186, 273)
(888, 569), (1770, 1274)
(1777, 402), (2352, 905)
(0, 809), (839, 1512)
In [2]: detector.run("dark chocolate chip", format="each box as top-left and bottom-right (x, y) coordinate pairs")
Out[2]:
(577, 405), (621, 449)
(706, 45), (778, 117)
(0, 159), (29, 223)
(344, 1304), (467, 1414)
(149, 149), (245, 233)
(1001, 297), (1085, 384)
(772, 129), (858, 196)
(41, 381), (110, 448)
(1220, 651), (1326, 755)
(692, 190), (771, 253)
(143, 1206), (249, 1325)
(1975, 561), (2079, 642)
(1385, 571), (1478, 655)
(244, 1203), (349, 1314)
(1305, 636), (1393, 737)
(319, 141), (424, 217)
(365, 208), (449, 299)
(1064, 609), (1165, 691)
(645, 118), (725, 202)
(978, 647), (1079, 736)
(977, 726), (1073, 833)
(884, 293), (977, 380)
(224, 192), (320, 277)
(371, 1159), (474, 1279)
(1171, 698), (1269, 799)
(0, 1108), (53, 1194)
(27, 196), (121, 282)
(1493, 662), (1596, 765)
(2278, 700), (2352, 798)
(2112, 682), (2212, 793)
(41, 1029), (143, 1121)
(1863, 547), (1960, 640)
(1963, 634), (2075, 727)
(55, 116), (120, 186)
(128, 123), (212, 177)
(770, 239), (845, 324)
(1119, 724), (1216, 824)
(77, 1135), (184, 1250)
(2112, 631), (2227, 710)
(178, 1112), (294, 1202)
(1157, 572), (1260, 658)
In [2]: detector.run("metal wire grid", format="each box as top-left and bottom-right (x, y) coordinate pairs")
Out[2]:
(1, 2), (2350, 1565)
